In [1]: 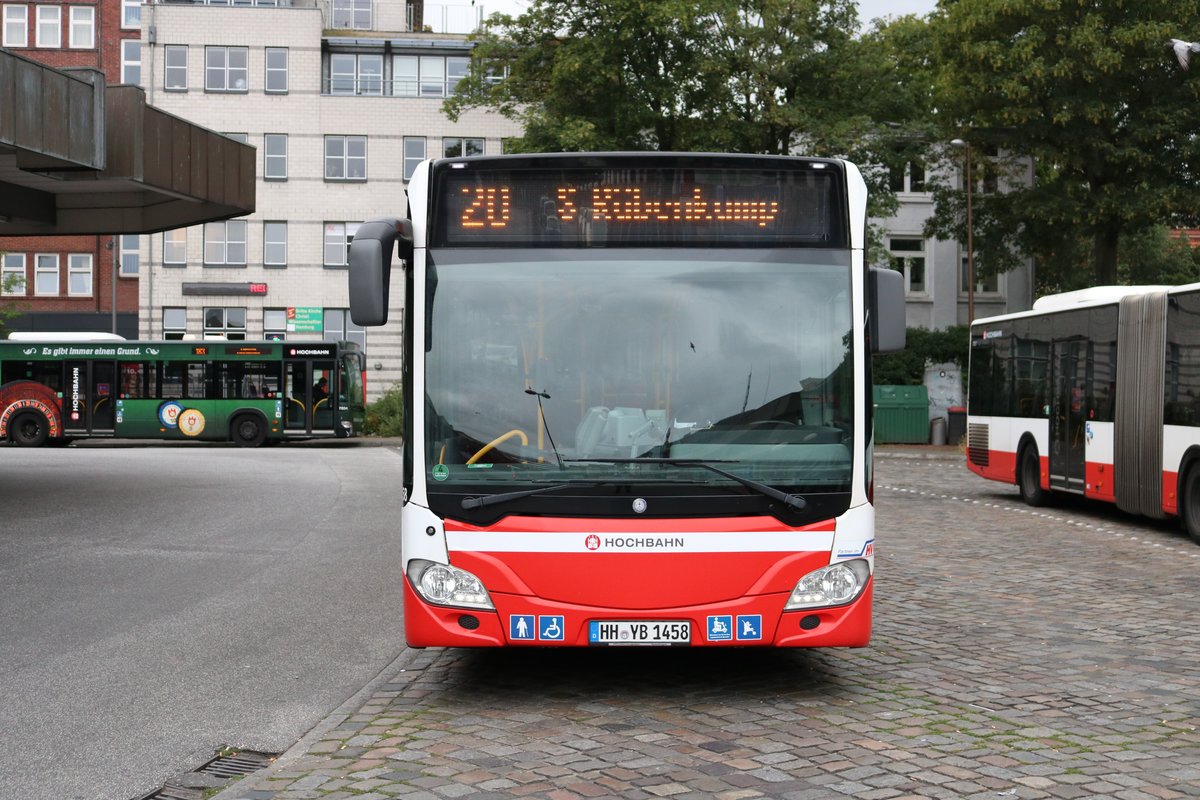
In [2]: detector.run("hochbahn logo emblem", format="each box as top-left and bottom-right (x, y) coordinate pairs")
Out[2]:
(584, 534), (686, 551)
(585, 535), (600, 550)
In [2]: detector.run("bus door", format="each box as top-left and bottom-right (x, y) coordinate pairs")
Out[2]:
(284, 348), (337, 434)
(62, 360), (117, 435)
(1049, 339), (1087, 492)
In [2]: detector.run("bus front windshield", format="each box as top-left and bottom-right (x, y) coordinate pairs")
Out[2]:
(424, 249), (855, 507)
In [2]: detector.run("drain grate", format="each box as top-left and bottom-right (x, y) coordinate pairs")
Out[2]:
(134, 748), (277, 800)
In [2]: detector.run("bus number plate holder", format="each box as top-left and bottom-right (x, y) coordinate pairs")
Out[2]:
(588, 620), (690, 646)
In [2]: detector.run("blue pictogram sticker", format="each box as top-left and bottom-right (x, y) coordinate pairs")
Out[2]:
(539, 615), (565, 641)
(736, 615), (763, 641)
(510, 615), (535, 641)
(707, 615), (733, 641)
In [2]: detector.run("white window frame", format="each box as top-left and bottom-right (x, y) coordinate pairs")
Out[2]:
(164, 45), (187, 91)
(205, 46), (248, 93)
(331, 0), (370, 29)
(263, 221), (287, 267)
(121, 0), (140, 29)
(403, 136), (425, 181)
(264, 308), (287, 340)
(204, 219), (248, 266)
(35, 5), (59, 48)
(34, 253), (58, 296)
(163, 228), (187, 265)
(442, 137), (484, 158)
(265, 47), (288, 93)
(68, 6), (93, 49)
(163, 307), (187, 339)
(888, 236), (927, 295)
(2, 253), (26, 296)
(263, 133), (287, 180)
(67, 253), (92, 296)
(329, 52), (381, 95)
(119, 235), (140, 277)
(323, 222), (359, 267)
(3, 5), (27, 47)
(121, 39), (140, 84)
(961, 253), (1002, 296)
(204, 306), (247, 340)
(324, 135), (367, 181)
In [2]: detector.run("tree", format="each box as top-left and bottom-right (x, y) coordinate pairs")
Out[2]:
(0, 269), (25, 337)
(927, 0), (1200, 287)
(445, 1), (939, 224)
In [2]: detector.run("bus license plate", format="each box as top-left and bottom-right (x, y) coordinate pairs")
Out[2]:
(588, 620), (691, 645)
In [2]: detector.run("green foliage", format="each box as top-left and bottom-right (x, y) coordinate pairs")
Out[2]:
(873, 326), (969, 386)
(926, 0), (1200, 288)
(0, 269), (25, 337)
(364, 382), (404, 437)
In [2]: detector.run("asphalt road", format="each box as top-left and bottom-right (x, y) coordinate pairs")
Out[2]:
(0, 441), (406, 800)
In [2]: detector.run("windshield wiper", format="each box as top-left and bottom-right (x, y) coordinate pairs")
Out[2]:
(563, 458), (807, 511)
(461, 481), (604, 510)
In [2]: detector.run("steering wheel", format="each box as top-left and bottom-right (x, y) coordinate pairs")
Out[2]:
(747, 419), (799, 429)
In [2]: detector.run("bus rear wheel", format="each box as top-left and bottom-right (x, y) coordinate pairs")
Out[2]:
(10, 411), (49, 447)
(1017, 445), (1047, 507)
(231, 414), (266, 447)
(1181, 467), (1200, 545)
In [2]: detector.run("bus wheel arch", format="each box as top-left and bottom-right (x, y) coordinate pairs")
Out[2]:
(1177, 451), (1200, 544)
(9, 410), (50, 447)
(1016, 436), (1047, 507)
(230, 412), (268, 447)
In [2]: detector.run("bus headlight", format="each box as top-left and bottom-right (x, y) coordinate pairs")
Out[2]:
(784, 559), (871, 610)
(406, 559), (494, 610)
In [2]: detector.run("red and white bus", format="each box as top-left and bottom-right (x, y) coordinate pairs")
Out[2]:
(967, 284), (1200, 542)
(348, 152), (905, 647)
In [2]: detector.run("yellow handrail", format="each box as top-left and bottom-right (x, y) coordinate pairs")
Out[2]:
(467, 429), (529, 465)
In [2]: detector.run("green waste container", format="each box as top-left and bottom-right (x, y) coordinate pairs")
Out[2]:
(873, 385), (930, 444)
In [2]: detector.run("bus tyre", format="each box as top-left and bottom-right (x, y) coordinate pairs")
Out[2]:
(1182, 467), (1200, 545)
(1017, 445), (1047, 507)
(231, 414), (266, 447)
(10, 411), (49, 447)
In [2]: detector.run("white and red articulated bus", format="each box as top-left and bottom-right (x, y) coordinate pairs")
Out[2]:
(967, 284), (1200, 543)
(348, 152), (905, 647)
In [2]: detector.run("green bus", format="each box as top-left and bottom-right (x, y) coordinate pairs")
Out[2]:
(0, 338), (366, 447)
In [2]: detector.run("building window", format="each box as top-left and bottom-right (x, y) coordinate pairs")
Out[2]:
(120, 235), (139, 276)
(889, 161), (926, 194)
(164, 45), (187, 91)
(121, 39), (140, 84)
(323, 222), (359, 267)
(323, 308), (366, 349)
(35, 5), (59, 48)
(331, 0), (370, 29)
(68, 253), (92, 296)
(34, 253), (58, 296)
(206, 46), (248, 93)
(263, 308), (287, 340)
(962, 254), (1000, 295)
(223, 132), (249, 144)
(163, 307), (188, 339)
(889, 237), (926, 294)
(204, 219), (248, 266)
(263, 133), (287, 180)
(3, 5), (28, 47)
(325, 135), (367, 181)
(2, 253), (25, 296)
(67, 6), (92, 48)
(403, 136), (425, 181)
(265, 47), (288, 93)
(163, 228), (187, 266)
(204, 307), (247, 340)
(328, 53), (382, 95)
(264, 221), (287, 267)
(121, 0), (140, 29)
(443, 137), (483, 158)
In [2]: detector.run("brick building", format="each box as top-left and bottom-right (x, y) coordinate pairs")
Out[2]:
(1, 0), (145, 336)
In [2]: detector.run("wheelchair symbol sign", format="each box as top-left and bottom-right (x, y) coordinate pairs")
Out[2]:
(539, 615), (564, 641)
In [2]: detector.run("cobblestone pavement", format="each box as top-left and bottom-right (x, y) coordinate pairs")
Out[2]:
(215, 451), (1200, 800)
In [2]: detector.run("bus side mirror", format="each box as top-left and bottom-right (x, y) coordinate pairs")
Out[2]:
(868, 266), (906, 354)
(349, 217), (414, 327)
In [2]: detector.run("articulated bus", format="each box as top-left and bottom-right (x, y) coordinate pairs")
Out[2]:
(0, 338), (366, 446)
(348, 152), (905, 647)
(967, 283), (1200, 543)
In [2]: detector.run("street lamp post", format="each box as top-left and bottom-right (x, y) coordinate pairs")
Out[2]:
(951, 138), (975, 324)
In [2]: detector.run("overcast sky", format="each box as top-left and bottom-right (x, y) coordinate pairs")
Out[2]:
(478, 0), (940, 26)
